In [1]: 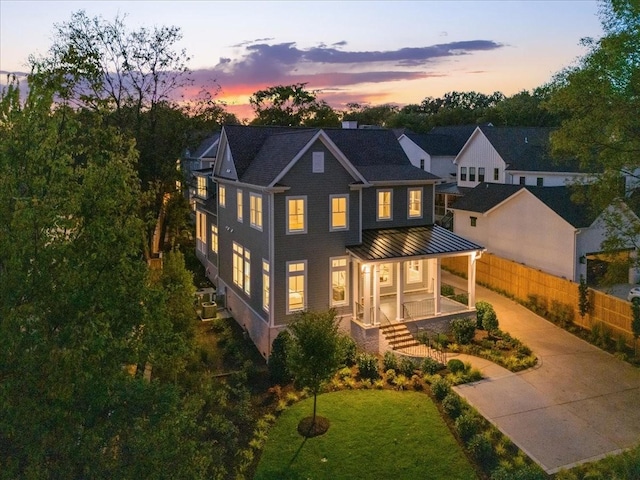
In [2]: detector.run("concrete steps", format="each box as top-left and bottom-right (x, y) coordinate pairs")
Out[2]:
(380, 324), (420, 350)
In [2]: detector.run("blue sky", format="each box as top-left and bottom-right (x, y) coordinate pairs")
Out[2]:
(0, 1), (603, 119)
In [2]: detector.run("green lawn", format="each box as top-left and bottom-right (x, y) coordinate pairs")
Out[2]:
(255, 389), (477, 480)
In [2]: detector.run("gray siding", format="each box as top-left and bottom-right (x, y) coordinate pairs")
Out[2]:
(361, 183), (435, 229)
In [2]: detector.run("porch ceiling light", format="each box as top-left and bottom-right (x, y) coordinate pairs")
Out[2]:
(361, 264), (371, 274)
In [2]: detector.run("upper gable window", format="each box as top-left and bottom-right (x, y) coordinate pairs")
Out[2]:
(330, 195), (349, 231)
(250, 193), (263, 231)
(237, 189), (243, 222)
(377, 189), (392, 221)
(312, 152), (324, 173)
(408, 188), (422, 219)
(219, 185), (226, 207)
(287, 196), (307, 234)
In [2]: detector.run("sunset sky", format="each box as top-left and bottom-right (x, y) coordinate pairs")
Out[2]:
(1, 1), (603, 120)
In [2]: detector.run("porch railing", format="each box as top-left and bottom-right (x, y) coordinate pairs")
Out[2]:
(355, 302), (392, 326)
(403, 297), (435, 320)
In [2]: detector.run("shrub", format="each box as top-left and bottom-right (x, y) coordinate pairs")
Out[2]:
(411, 374), (424, 390)
(441, 284), (455, 296)
(490, 464), (546, 480)
(483, 308), (499, 335)
(550, 300), (574, 328)
(455, 412), (480, 442)
(431, 377), (451, 401)
(383, 351), (398, 371)
(398, 356), (417, 377)
(392, 374), (408, 390)
(269, 330), (292, 384)
(356, 353), (380, 380)
(467, 433), (494, 468)
(421, 357), (443, 375)
(447, 358), (466, 374)
(339, 335), (357, 366)
(441, 392), (463, 419)
(385, 369), (397, 385)
(451, 317), (476, 345)
(475, 301), (493, 330)
(433, 333), (450, 349)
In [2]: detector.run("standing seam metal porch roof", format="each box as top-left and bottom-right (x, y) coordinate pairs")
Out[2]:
(346, 225), (484, 261)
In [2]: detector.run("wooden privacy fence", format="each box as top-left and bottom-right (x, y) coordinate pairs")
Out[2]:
(443, 253), (635, 345)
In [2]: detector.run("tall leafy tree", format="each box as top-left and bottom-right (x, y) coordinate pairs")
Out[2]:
(545, 0), (640, 269)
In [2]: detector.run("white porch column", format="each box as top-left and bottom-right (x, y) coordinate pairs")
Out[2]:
(352, 259), (359, 320)
(396, 261), (404, 321)
(363, 264), (371, 325)
(372, 264), (380, 325)
(434, 258), (442, 314)
(467, 252), (477, 309)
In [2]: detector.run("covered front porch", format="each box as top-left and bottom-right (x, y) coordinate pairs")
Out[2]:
(347, 225), (484, 327)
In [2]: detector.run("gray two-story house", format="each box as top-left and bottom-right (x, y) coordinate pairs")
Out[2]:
(195, 124), (484, 359)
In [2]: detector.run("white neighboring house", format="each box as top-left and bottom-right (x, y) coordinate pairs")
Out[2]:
(450, 183), (640, 283)
(454, 125), (591, 189)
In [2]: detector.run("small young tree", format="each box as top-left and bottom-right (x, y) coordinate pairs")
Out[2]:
(578, 275), (591, 319)
(287, 309), (343, 437)
(483, 308), (499, 338)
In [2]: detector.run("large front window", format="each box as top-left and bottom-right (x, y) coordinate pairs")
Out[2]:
(406, 259), (422, 284)
(408, 188), (422, 218)
(377, 190), (392, 221)
(330, 257), (348, 306)
(287, 197), (306, 233)
(287, 261), (306, 313)
(233, 242), (250, 295)
(330, 195), (348, 231)
(250, 193), (263, 230)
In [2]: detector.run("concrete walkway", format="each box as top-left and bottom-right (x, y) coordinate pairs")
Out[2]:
(444, 273), (640, 474)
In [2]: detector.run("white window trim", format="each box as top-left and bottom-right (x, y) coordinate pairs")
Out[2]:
(329, 194), (349, 231)
(286, 260), (307, 314)
(376, 189), (393, 221)
(219, 184), (226, 208)
(232, 242), (251, 296)
(330, 256), (349, 307)
(286, 196), (307, 234)
(197, 176), (207, 198)
(250, 192), (263, 231)
(406, 259), (422, 284)
(237, 189), (243, 222)
(407, 187), (423, 219)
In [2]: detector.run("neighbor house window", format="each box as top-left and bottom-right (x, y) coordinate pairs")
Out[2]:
(236, 189), (243, 222)
(210, 224), (218, 254)
(219, 184), (226, 207)
(478, 168), (485, 182)
(330, 257), (348, 306)
(519, 176), (526, 185)
(460, 167), (467, 181)
(469, 167), (476, 182)
(408, 188), (422, 218)
(287, 196), (306, 233)
(287, 261), (306, 313)
(232, 242), (250, 295)
(537, 177), (543, 186)
(262, 260), (270, 312)
(250, 193), (263, 230)
(406, 259), (422, 284)
(330, 195), (349, 231)
(420, 159), (425, 170)
(312, 151), (324, 173)
(377, 189), (392, 220)
(196, 211), (207, 253)
(470, 216), (477, 227)
(197, 176), (207, 198)
(379, 263), (392, 286)
(493, 168), (499, 181)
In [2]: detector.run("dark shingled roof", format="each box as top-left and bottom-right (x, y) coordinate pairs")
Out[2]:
(220, 125), (439, 186)
(450, 183), (597, 228)
(436, 182), (472, 196)
(405, 132), (464, 156)
(429, 125), (479, 151)
(346, 225), (484, 261)
(191, 133), (220, 159)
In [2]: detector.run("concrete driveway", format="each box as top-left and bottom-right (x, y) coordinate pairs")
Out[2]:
(445, 273), (640, 474)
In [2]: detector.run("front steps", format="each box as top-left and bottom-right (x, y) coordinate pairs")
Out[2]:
(380, 323), (420, 350)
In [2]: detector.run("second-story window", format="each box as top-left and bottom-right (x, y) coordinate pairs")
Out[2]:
(197, 176), (207, 198)
(408, 188), (422, 218)
(262, 260), (270, 312)
(219, 184), (226, 207)
(210, 224), (218, 254)
(330, 195), (348, 231)
(460, 167), (467, 182)
(493, 168), (499, 181)
(377, 189), (392, 221)
(237, 189), (243, 222)
(469, 167), (476, 182)
(250, 193), (263, 230)
(287, 196), (307, 234)
(478, 168), (485, 182)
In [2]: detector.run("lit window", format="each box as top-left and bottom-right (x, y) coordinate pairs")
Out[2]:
(469, 167), (476, 182)
(330, 257), (348, 306)
(312, 152), (324, 173)
(197, 176), (207, 198)
(219, 184), (226, 207)
(237, 189), (243, 222)
(232, 242), (250, 295)
(478, 168), (485, 182)
(262, 260), (270, 312)
(250, 193), (263, 230)
(243, 248), (251, 295)
(408, 188), (422, 218)
(210, 224), (218, 254)
(287, 197), (306, 234)
(377, 190), (392, 221)
(330, 195), (348, 231)
(379, 263), (392, 286)
(196, 211), (207, 253)
(406, 260), (422, 284)
(460, 167), (467, 182)
(470, 216), (477, 227)
(287, 261), (306, 313)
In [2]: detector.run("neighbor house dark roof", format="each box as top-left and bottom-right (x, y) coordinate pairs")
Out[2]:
(346, 225), (484, 261)
(191, 133), (220, 159)
(404, 133), (462, 156)
(429, 125), (479, 152)
(450, 183), (597, 228)
(220, 125), (439, 186)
